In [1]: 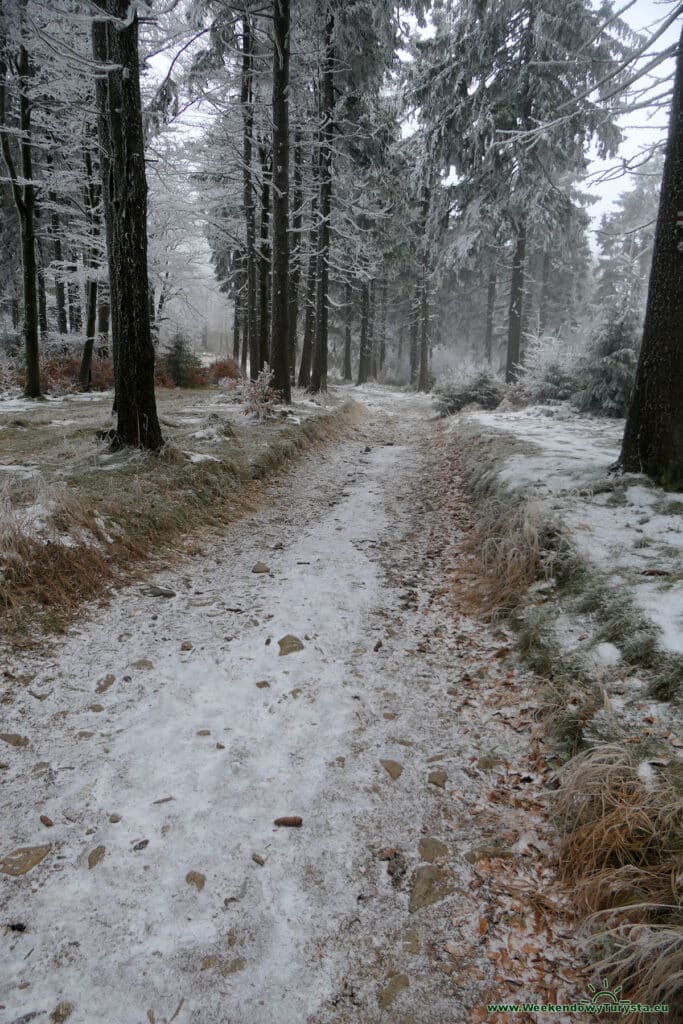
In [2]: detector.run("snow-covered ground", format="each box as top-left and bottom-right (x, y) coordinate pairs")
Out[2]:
(466, 405), (683, 656)
(1, 387), (585, 1024)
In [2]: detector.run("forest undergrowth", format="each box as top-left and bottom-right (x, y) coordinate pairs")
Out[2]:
(443, 419), (683, 1020)
(0, 389), (363, 647)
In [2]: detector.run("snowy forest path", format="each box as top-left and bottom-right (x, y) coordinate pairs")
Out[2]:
(1, 386), (583, 1024)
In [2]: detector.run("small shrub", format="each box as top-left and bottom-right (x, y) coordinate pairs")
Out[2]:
(514, 332), (585, 405)
(207, 357), (241, 384)
(162, 332), (207, 388)
(574, 312), (640, 418)
(235, 366), (280, 421)
(434, 369), (503, 416)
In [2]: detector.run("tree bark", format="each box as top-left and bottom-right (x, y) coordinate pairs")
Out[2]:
(484, 267), (496, 365)
(538, 248), (551, 334)
(343, 280), (353, 380)
(67, 260), (82, 333)
(417, 272), (430, 391)
(92, 0), (162, 448)
(288, 126), (303, 378)
(269, 0), (291, 401)
(309, 6), (334, 393)
(0, 35), (42, 397)
(241, 15), (258, 380)
(232, 290), (241, 363)
(356, 280), (371, 384)
(257, 144), (271, 375)
(97, 289), (110, 357)
(37, 244), (48, 339)
(505, 217), (527, 383)
(50, 205), (69, 335)
(378, 278), (388, 372)
(409, 290), (419, 385)
(620, 24), (683, 489)
(297, 190), (318, 388)
(79, 277), (98, 388)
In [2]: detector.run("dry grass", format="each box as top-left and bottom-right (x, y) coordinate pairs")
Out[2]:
(455, 499), (561, 618)
(557, 745), (683, 1014)
(0, 397), (363, 646)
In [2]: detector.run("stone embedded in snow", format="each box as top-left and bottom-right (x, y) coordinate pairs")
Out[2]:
(0, 733), (29, 748)
(180, 641), (193, 652)
(186, 870), (206, 891)
(132, 658), (154, 671)
(96, 674), (116, 694)
(0, 843), (52, 876)
(197, 729), (211, 737)
(255, 680), (270, 689)
(278, 634), (304, 656)
(251, 853), (265, 866)
(419, 837), (448, 862)
(428, 769), (447, 789)
(109, 814), (121, 824)
(88, 845), (105, 869)
(51, 1002), (74, 1023)
(133, 839), (149, 851)
(251, 562), (270, 574)
(143, 585), (176, 598)
(408, 865), (454, 913)
(377, 973), (409, 1009)
(89, 704), (104, 713)
(380, 759), (403, 781)
(40, 814), (54, 828)
(273, 816), (303, 827)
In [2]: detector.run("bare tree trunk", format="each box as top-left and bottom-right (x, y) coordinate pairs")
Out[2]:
(288, 126), (303, 378)
(297, 190), (318, 388)
(257, 144), (271, 375)
(232, 291), (241, 363)
(97, 289), (110, 356)
(78, 276), (98, 389)
(343, 280), (353, 380)
(309, 6), (334, 393)
(378, 278), (388, 372)
(538, 248), (551, 334)
(409, 291), (419, 386)
(356, 280), (371, 384)
(37, 243), (48, 339)
(67, 258), (82, 333)
(368, 279), (377, 379)
(417, 272), (430, 392)
(620, 24), (683, 489)
(269, 0), (291, 401)
(484, 267), (496, 365)
(505, 217), (527, 383)
(50, 206), (68, 335)
(92, 0), (162, 449)
(241, 15), (258, 380)
(0, 33), (42, 397)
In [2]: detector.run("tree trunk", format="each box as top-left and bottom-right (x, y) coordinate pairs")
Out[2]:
(356, 280), (371, 384)
(50, 205), (68, 335)
(288, 126), (303, 379)
(538, 248), (551, 334)
(343, 280), (353, 380)
(309, 7), (334, 393)
(409, 290), (419, 385)
(79, 277), (98, 389)
(97, 290), (110, 357)
(505, 217), (527, 383)
(368, 279), (377, 379)
(257, 144), (271, 375)
(378, 278), (388, 372)
(620, 24), (683, 489)
(241, 16), (258, 380)
(92, 0), (162, 449)
(0, 37), (42, 397)
(232, 291), (241, 363)
(37, 244), (48, 339)
(484, 267), (496, 365)
(297, 195), (318, 388)
(269, 0), (291, 402)
(67, 261), (82, 333)
(417, 273), (430, 392)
